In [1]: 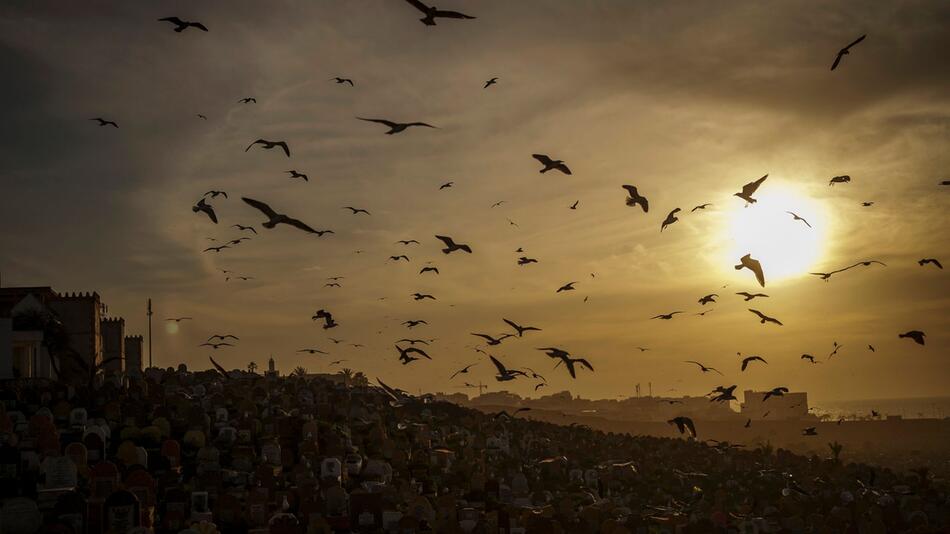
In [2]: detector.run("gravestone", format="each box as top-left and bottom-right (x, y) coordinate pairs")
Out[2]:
(103, 489), (140, 534)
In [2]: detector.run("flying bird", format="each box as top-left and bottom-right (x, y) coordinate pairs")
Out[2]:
(553, 355), (594, 379)
(203, 245), (229, 253)
(204, 190), (227, 199)
(786, 211), (812, 228)
(89, 117), (118, 128)
(749, 309), (783, 326)
(209, 356), (230, 380)
(691, 203), (711, 212)
(801, 354), (818, 364)
(197, 114), (207, 120)
(199, 342), (233, 350)
(621, 185), (649, 212)
(685, 361), (723, 375)
(403, 0), (476, 26)
(651, 311), (683, 320)
(734, 174), (768, 204)
(246, 139), (290, 157)
(762, 387), (789, 401)
(861, 201), (874, 207)
(898, 330), (925, 345)
(740, 355), (767, 371)
(232, 224), (257, 234)
(829, 175), (851, 186)
(490, 201), (506, 208)
(668, 417), (696, 438)
(569, 200), (579, 210)
(450, 363), (477, 379)
(660, 208), (681, 231)
(286, 170), (308, 181)
(192, 198), (217, 223)
(297, 348), (328, 355)
(403, 320), (428, 328)
(397, 240), (420, 245)
(241, 197), (322, 234)
(419, 266), (439, 274)
(166, 317), (192, 323)
(698, 294), (718, 305)
(918, 258), (943, 269)
(396, 345), (431, 364)
(411, 293), (436, 301)
(518, 257), (538, 265)
(470, 333), (511, 346)
(439, 182), (454, 190)
(503, 318), (541, 337)
(532, 154), (572, 175)
(556, 282), (578, 293)
(311, 309), (338, 329)
(343, 206), (371, 215)
(331, 77), (354, 86)
(435, 235), (472, 254)
(830, 34), (866, 71)
(489, 355), (527, 382)
(397, 338), (429, 345)
(735, 254), (766, 287)
(238, 97), (256, 104)
(389, 255), (410, 262)
(357, 117), (436, 134)
(736, 291), (768, 301)
(484, 77), (498, 88)
(158, 17), (208, 32)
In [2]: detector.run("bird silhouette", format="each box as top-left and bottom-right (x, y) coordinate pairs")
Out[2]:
(740, 355), (767, 371)
(698, 294), (718, 305)
(193, 198), (218, 223)
(166, 317), (192, 322)
(556, 282), (578, 293)
(668, 417), (696, 438)
(490, 201), (506, 208)
(439, 182), (454, 190)
(651, 311), (683, 320)
(397, 338), (429, 345)
(450, 363), (477, 379)
(709, 385), (738, 403)
(861, 201), (874, 207)
(197, 114), (207, 120)
(898, 330), (926, 345)
(735, 254), (766, 287)
(829, 175), (851, 186)
(396, 345), (431, 364)
(238, 97), (256, 104)
(685, 361), (723, 375)
(736, 291), (768, 301)
(435, 235), (472, 254)
(246, 139), (290, 157)
(660, 208), (681, 231)
(232, 224), (257, 234)
(553, 355), (594, 379)
(503, 318), (541, 337)
(311, 310), (338, 329)
(241, 198), (323, 234)
(89, 117), (118, 128)
(199, 342), (233, 350)
(691, 203), (711, 212)
(801, 354), (818, 364)
(403, 0), (476, 26)
(357, 117), (436, 134)
(297, 348), (328, 355)
(532, 154), (572, 175)
(403, 320), (428, 328)
(749, 309), (783, 326)
(622, 185), (649, 212)
(484, 77), (498, 88)
(286, 170), (308, 181)
(918, 258), (943, 269)
(489, 355), (527, 381)
(786, 211), (812, 228)
(419, 266), (440, 274)
(470, 333), (511, 346)
(331, 77), (354, 86)
(204, 190), (227, 199)
(343, 206), (371, 215)
(158, 17), (208, 32)
(397, 240), (420, 245)
(411, 293), (436, 300)
(830, 34), (866, 71)
(762, 387), (789, 401)
(389, 255), (410, 262)
(518, 257), (538, 265)
(569, 200), (579, 210)
(828, 341), (843, 359)
(203, 245), (229, 253)
(734, 174), (768, 204)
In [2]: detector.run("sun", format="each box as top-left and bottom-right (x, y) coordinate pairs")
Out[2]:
(165, 321), (179, 335)
(724, 184), (828, 284)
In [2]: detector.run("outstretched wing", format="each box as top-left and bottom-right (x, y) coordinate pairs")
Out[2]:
(489, 355), (507, 374)
(357, 117), (397, 128)
(403, 0), (431, 14)
(532, 154), (553, 166)
(741, 174), (768, 196)
(845, 34), (866, 49)
(434, 235), (455, 248)
(241, 197), (279, 219)
(245, 139), (265, 152)
(433, 9), (475, 19)
(209, 356), (231, 379)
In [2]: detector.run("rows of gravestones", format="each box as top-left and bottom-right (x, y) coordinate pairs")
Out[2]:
(0, 367), (642, 534)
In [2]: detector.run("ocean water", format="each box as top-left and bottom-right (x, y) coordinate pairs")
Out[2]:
(811, 396), (950, 420)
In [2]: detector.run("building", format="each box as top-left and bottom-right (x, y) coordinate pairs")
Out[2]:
(125, 335), (144, 377)
(741, 389), (809, 420)
(0, 285), (142, 381)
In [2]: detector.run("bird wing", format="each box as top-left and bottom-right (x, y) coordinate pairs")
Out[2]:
(830, 52), (844, 71)
(684, 418), (697, 437)
(845, 34), (867, 49)
(281, 217), (319, 234)
(742, 174), (768, 196)
(556, 162), (573, 175)
(209, 356), (231, 379)
(191, 22), (209, 31)
(357, 117), (397, 128)
(433, 8), (475, 19)
(241, 197), (279, 219)
(489, 355), (507, 374)
(403, 0), (431, 14)
(245, 139), (265, 151)
(434, 235), (455, 248)
(575, 358), (594, 372)
(532, 154), (553, 166)
(407, 122), (437, 128)
(158, 16), (184, 24)
(470, 333), (494, 342)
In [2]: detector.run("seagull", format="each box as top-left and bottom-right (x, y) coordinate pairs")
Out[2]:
(484, 77), (499, 88)
(621, 185), (649, 212)
(867, 344), (875, 352)
(389, 255), (410, 262)
(685, 361), (723, 375)
(556, 282), (578, 293)
(199, 342), (233, 350)
(396, 345), (431, 364)
(691, 203), (711, 212)
(203, 245), (230, 253)
(698, 294), (718, 305)
(801, 354), (818, 364)
(435, 235), (472, 254)
(518, 257), (538, 265)
(197, 114), (207, 120)
(668, 417), (696, 438)
(357, 117), (436, 134)
(232, 224), (257, 234)
(762, 387), (789, 401)
(749, 309), (783, 326)
(635, 347), (649, 352)
(245, 139), (290, 157)
(166, 317), (192, 322)
(311, 310), (338, 329)
(439, 182), (454, 190)
(918, 258), (943, 269)
(328, 360), (347, 366)
(158, 17), (208, 32)
(403, 320), (428, 328)
(829, 341), (843, 359)
(342, 206), (371, 215)
(709, 385), (738, 403)
(403, 0), (476, 26)
(207, 334), (239, 342)
(327, 337), (345, 344)
(786, 212), (812, 228)
(740, 355), (767, 371)
(192, 198), (217, 223)
(331, 77), (354, 86)
(651, 312), (683, 320)
(227, 238), (250, 245)
(830, 34), (866, 71)
(411, 293), (436, 300)
(324, 283), (341, 288)
(397, 338), (429, 345)
(241, 197), (322, 234)
(735, 254), (766, 287)
(569, 200), (579, 210)
(237, 97), (256, 104)
(489, 355), (527, 382)
(660, 208), (681, 232)
(297, 348), (329, 355)
(553, 355), (594, 379)
(286, 170), (308, 181)
(532, 154), (571, 175)
(204, 190), (228, 199)
(470, 333), (511, 346)
(734, 174), (768, 204)
(89, 117), (118, 128)
(861, 201), (874, 207)
(490, 201), (506, 208)
(898, 330), (926, 345)
(503, 318), (541, 337)
(397, 240), (420, 245)
(736, 291), (768, 301)
(829, 175), (851, 186)
(450, 363), (477, 379)
(419, 266), (440, 274)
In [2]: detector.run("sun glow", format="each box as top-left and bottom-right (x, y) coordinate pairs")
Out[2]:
(165, 321), (179, 335)
(724, 185), (827, 284)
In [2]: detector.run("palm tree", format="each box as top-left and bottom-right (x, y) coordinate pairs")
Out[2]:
(339, 367), (354, 387)
(247, 361), (258, 374)
(351, 371), (369, 388)
(291, 366), (307, 378)
(828, 441), (844, 463)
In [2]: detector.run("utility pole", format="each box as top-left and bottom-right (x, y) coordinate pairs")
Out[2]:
(146, 298), (153, 368)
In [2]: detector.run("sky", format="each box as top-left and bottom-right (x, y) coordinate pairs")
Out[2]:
(1, 0), (948, 402)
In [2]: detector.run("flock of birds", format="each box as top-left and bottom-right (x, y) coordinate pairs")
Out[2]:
(80, 4), (947, 439)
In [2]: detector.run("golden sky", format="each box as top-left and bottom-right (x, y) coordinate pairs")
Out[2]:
(1, 1), (948, 401)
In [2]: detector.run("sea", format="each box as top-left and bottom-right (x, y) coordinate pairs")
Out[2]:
(810, 396), (950, 420)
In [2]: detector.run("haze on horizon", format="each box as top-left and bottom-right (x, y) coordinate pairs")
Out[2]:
(0, 1), (947, 403)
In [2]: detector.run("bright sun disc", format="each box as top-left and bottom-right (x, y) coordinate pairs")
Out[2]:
(725, 185), (826, 283)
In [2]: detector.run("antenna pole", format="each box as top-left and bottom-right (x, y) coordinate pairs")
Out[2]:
(147, 298), (153, 368)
